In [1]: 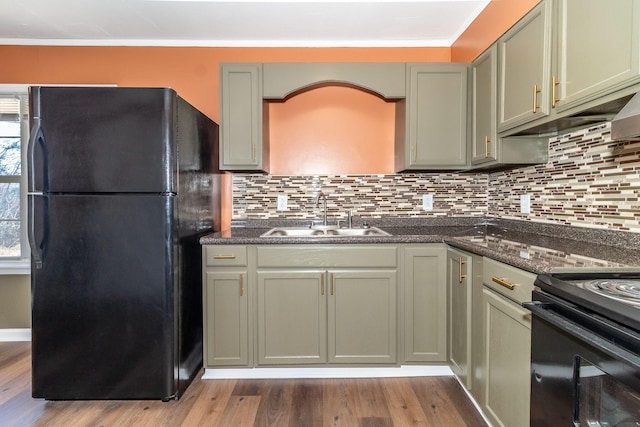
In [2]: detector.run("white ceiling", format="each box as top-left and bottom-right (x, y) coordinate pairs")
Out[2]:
(0, 0), (490, 47)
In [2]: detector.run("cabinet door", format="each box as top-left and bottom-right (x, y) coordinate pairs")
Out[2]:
(204, 271), (249, 367)
(553, 0), (640, 113)
(471, 46), (497, 165)
(220, 63), (267, 171)
(328, 270), (397, 364)
(404, 246), (447, 362)
(257, 271), (326, 365)
(497, 1), (552, 132)
(447, 249), (472, 390)
(398, 64), (468, 171)
(483, 288), (531, 427)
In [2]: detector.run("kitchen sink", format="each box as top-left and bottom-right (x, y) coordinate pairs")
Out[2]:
(261, 226), (391, 238)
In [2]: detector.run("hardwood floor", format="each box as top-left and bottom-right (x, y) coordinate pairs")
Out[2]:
(0, 342), (488, 427)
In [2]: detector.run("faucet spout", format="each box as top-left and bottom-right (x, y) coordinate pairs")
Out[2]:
(315, 192), (328, 226)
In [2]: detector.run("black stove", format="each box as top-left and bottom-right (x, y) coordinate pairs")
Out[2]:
(528, 271), (640, 426)
(534, 271), (640, 333)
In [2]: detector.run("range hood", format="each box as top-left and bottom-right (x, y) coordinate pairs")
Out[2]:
(611, 91), (640, 140)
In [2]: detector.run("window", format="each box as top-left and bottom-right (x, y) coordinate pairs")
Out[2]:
(0, 87), (29, 265)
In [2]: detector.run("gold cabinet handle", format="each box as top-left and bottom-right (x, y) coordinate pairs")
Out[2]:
(411, 144), (417, 163)
(330, 273), (334, 296)
(321, 273), (325, 296)
(458, 257), (467, 284)
(239, 274), (243, 297)
(492, 276), (516, 291)
(251, 144), (256, 162)
(213, 255), (236, 260)
(532, 84), (541, 113)
(552, 76), (560, 108)
(484, 136), (491, 158)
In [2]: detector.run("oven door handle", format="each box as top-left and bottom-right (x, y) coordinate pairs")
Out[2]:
(524, 301), (640, 370)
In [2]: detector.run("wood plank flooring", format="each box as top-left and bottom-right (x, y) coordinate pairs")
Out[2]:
(0, 342), (488, 427)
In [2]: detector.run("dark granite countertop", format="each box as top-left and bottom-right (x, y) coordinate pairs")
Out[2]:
(200, 218), (640, 274)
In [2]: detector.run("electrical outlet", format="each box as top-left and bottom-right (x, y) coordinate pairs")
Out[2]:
(277, 194), (288, 211)
(520, 194), (531, 214)
(422, 194), (433, 211)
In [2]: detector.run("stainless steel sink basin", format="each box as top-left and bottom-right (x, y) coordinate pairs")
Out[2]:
(261, 226), (391, 238)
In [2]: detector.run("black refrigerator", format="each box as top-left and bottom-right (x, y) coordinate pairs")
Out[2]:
(27, 86), (221, 400)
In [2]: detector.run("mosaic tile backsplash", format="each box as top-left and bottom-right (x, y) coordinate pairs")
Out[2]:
(489, 123), (640, 231)
(232, 122), (640, 232)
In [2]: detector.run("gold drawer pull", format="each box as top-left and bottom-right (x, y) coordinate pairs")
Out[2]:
(492, 276), (516, 290)
(532, 84), (541, 113)
(213, 255), (236, 260)
(484, 136), (491, 158)
(552, 75), (560, 108)
(458, 257), (467, 284)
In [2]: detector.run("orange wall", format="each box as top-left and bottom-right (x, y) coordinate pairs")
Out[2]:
(269, 86), (397, 175)
(0, 45), (448, 229)
(0, 45), (450, 120)
(451, 0), (541, 62)
(0, 3), (535, 228)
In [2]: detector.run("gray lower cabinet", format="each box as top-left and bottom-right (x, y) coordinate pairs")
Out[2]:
(203, 245), (251, 367)
(396, 64), (468, 171)
(257, 271), (326, 365)
(447, 248), (473, 389)
(205, 271), (249, 366)
(257, 269), (398, 365)
(482, 289), (531, 427)
(255, 245), (398, 366)
(403, 245), (447, 362)
(481, 258), (535, 427)
(329, 270), (397, 364)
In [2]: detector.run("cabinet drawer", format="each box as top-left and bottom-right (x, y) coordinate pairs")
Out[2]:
(205, 245), (248, 266)
(257, 245), (397, 268)
(482, 257), (535, 304)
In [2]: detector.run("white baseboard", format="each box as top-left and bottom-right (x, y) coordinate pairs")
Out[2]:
(202, 365), (453, 380)
(0, 328), (31, 342)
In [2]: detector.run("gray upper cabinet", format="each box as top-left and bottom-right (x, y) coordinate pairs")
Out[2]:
(552, 0), (640, 113)
(220, 63), (269, 172)
(396, 63), (468, 171)
(497, 0), (553, 133)
(497, 0), (640, 136)
(471, 45), (497, 165)
(470, 44), (549, 170)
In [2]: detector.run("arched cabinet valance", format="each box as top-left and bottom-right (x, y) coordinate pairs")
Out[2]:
(262, 63), (406, 100)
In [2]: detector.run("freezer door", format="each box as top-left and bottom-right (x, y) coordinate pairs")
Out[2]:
(28, 87), (176, 193)
(30, 194), (179, 400)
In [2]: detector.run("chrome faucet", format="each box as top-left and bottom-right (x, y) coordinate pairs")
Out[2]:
(315, 191), (328, 226)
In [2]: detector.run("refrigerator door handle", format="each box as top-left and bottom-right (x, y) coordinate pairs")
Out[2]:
(28, 196), (46, 269)
(27, 117), (44, 193)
